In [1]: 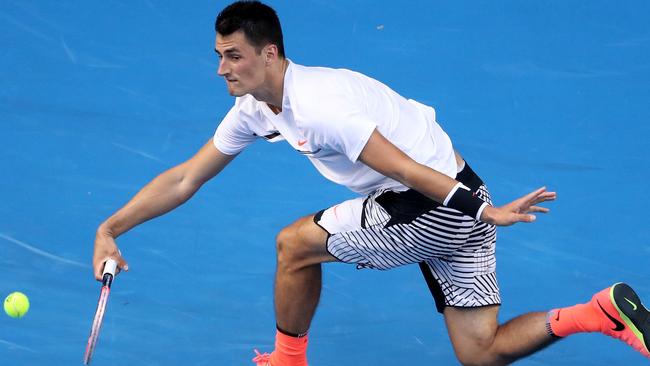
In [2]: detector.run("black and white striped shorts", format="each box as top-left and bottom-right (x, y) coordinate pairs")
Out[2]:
(314, 163), (500, 313)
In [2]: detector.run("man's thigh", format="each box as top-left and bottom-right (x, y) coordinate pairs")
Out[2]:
(444, 305), (500, 355)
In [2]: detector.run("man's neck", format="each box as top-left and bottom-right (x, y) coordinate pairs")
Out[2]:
(253, 58), (288, 114)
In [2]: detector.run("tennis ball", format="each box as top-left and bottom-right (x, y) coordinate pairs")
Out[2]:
(4, 292), (30, 318)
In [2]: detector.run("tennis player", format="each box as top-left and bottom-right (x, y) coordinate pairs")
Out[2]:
(92, 1), (649, 365)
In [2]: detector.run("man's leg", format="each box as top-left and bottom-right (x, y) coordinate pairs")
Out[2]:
(444, 284), (650, 366)
(444, 306), (556, 366)
(275, 215), (336, 333)
(254, 215), (337, 366)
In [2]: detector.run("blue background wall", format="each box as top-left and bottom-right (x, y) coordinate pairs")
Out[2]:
(1, 1), (649, 365)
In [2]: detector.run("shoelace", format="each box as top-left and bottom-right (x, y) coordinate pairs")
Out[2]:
(252, 349), (272, 365)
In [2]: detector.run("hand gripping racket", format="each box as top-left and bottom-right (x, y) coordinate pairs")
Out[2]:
(83, 259), (118, 365)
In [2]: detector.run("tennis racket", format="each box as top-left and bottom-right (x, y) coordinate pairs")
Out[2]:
(83, 259), (118, 365)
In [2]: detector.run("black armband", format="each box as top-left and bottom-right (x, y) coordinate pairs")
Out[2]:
(443, 182), (489, 221)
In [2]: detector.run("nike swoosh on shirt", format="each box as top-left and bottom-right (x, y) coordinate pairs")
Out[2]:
(597, 300), (625, 331)
(298, 139), (308, 146)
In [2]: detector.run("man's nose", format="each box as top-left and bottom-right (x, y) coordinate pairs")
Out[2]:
(217, 59), (228, 76)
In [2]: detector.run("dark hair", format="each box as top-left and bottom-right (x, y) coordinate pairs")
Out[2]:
(215, 1), (285, 57)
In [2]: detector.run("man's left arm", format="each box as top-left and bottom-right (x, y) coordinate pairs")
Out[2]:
(358, 129), (556, 227)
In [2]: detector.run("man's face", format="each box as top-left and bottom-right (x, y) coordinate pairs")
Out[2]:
(215, 31), (268, 97)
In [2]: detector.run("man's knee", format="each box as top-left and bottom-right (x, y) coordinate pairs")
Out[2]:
(446, 306), (508, 366)
(276, 223), (302, 266)
(276, 216), (328, 271)
(453, 333), (514, 366)
(454, 345), (499, 366)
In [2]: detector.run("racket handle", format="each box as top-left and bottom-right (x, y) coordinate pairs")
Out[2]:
(102, 259), (118, 286)
(103, 259), (118, 277)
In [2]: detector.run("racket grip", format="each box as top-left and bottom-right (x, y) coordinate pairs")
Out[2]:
(103, 259), (118, 277)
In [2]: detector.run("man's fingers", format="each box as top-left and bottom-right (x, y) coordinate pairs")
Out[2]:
(517, 213), (536, 223)
(532, 192), (557, 205)
(515, 189), (556, 212)
(94, 259), (109, 280)
(117, 257), (129, 273)
(544, 192), (557, 199)
(527, 206), (549, 213)
(515, 187), (549, 207)
(494, 188), (555, 226)
(522, 187), (547, 202)
(94, 266), (103, 281)
(94, 256), (128, 280)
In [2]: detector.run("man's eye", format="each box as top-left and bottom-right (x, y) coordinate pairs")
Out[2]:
(231, 55), (241, 60)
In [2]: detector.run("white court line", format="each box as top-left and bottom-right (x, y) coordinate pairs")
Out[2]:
(0, 12), (53, 43)
(60, 36), (77, 64)
(112, 142), (162, 162)
(0, 339), (38, 353)
(0, 233), (88, 268)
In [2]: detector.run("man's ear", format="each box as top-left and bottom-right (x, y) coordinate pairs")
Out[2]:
(264, 44), (279, 65)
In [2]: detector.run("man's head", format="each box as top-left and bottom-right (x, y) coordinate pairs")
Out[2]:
(215, 1), (285, 58)
(215, 1), (285, 97)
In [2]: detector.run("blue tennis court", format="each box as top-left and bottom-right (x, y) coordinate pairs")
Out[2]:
(2, 1), (649, 365)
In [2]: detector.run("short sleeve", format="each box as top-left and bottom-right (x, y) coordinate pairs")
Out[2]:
(310, 111), (377, 163)
(213, 105), (257, 155)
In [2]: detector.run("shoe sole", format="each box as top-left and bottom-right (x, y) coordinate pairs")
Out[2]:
(610, 282), (650, 354)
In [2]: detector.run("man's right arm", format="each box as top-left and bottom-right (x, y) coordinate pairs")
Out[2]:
(93, 139), (236, 279)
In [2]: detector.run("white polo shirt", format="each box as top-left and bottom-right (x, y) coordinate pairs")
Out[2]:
(213, 61), (456, 195)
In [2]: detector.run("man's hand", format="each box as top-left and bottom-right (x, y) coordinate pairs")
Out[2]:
(481, 187), (557, 226)
(93, 228), (129, 281)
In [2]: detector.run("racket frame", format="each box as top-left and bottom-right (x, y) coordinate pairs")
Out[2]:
(83, 259), (118, 365)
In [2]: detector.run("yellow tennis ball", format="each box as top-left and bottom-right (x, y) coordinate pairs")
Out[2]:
(4, 292), (30, 318)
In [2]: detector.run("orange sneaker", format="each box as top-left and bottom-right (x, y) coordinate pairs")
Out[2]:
(252, 349), (271, 366)
(593, 283), (649, 358)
